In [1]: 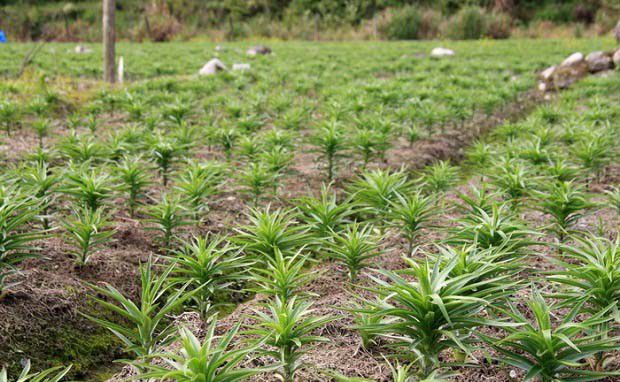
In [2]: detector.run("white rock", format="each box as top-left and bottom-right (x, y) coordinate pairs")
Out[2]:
(540, 65), (556, 80)
(509, 369), (518, 379)
(215, 45), (223, 52)
(613, 50), (620, 67)
(585, 51), (613, 72)
(538, 82), (547, 92)
(198, 58), (227, 76)
(561, 52), (584, 67)
(74, 44), (92, 54)
(232, 63), (251, 71)
(430, 47), (455, 58)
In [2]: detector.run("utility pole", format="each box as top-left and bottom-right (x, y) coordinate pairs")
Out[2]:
(103, 0), (116, 83)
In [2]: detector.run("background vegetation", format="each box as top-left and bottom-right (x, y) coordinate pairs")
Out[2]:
(0, 0), (619, 41)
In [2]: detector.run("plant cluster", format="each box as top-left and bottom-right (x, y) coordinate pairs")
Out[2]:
(1, 39), (619, 382)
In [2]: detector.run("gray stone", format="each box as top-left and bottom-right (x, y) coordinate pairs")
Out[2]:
(586, 51), (613, 72)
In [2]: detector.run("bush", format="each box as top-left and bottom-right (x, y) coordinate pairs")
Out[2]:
(594, 8), (618, 35)
(485, 12), (511, 39)
(419, 8), (442, 39)
(384, 6), (422, 40)
(133, 2), (181, 42)
(533, 4), (574, 24)
(443, 7), (512, 40)
(447, 6), (486, 40)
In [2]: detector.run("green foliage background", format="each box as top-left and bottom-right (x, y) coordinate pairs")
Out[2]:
(0, 0), (618, 41)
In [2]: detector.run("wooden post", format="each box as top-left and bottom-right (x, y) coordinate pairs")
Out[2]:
(103, 0), (116, 83)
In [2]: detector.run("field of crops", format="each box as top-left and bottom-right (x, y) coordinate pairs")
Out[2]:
(0, 39), (619, 382)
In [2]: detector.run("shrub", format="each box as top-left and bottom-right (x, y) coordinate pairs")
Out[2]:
(382, 7), (441, 41)
(349, 168), (411, 224)
(149, 134), (185, 186)
(310, 120), (347, 181)
(168, 235), (249, 318)
(63, 207), (115, 266)
(0, 361), (71, 382)
(360, 255), (514, 377)
(250, 248), (313, 303)
(259, 146), (294, 194)
(60, 167), (115, 211)
(533, 3), (574, 24)
(238, 163), (276, 207)
(384, 6), (422, 40)
(144, 193), (191, 252)
(134, 2), (181, 42)
(296, 184), (355, 240)
(0, 191), (43, 295)
(534, 181), (595, 242)
(485, 12), (511, 39)
(447, 6), (486, 40)
(551, 234), (620, 316)
(138, 323), (275, 382)
(481, 290), (620, 381)
(21, 162), (59, 229)
(328, 222), (380, 282)
(249, 297), (333, 382)
(233, 207), (309, 260)
(387, 191), (437, 253)
(417, 161), (459, 194)
(449, 203), (535, 253)
(605, 186), (620, 216)
(116, 156), (152, 218)
(174, 162), (224, 220)
(419, 9), (442, 39)
(86, 261), (195, 358)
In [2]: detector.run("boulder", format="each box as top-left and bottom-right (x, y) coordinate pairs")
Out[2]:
(560, 52), (584, 67)
(585, 51), (613, 72)
(246, 45), (271, 56)
(74, 44), (92, 54)
(613, 50), (620, 68)
(539, 60), (588, 91)
(538, 66), (556, 92)
(543, 52), (588, 90)
(552, 63), (588, 89)
(430, 47), (455, 58)
(232, 63), (251, 71)
(198, 58), (227, 76)
(540, 65), (556, 81)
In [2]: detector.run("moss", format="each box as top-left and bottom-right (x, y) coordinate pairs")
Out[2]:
(2, 323), (122, 381)
(49, 328), (121, 379)
(1, 288), (126, 381)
